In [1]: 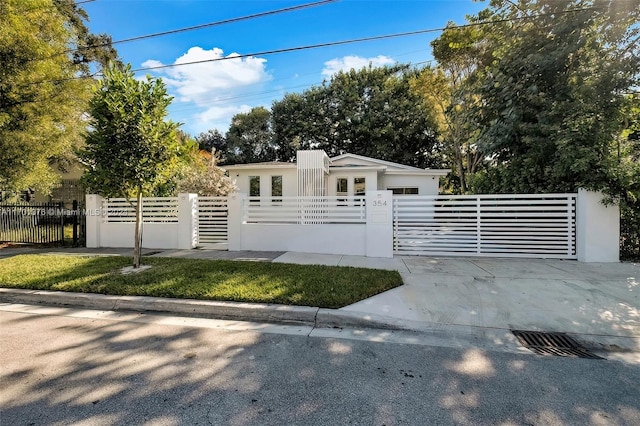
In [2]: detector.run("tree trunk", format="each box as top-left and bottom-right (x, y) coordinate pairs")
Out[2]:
(133, 190), (143, 268)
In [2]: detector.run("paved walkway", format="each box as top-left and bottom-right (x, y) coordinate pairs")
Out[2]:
(275, 252), (640, 350)
(1, 246), (639, 351)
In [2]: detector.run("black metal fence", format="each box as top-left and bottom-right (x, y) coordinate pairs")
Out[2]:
(0, 201), (85, 246)
(621, 200), (640, 261)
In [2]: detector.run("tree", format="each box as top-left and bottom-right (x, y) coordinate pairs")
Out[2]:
(0, 0), (117, 195)
(52, 0), (119, 73)
(467, 0), (640, 194)
(81, 64), (180, 268)
(195, 129), (228, 164)
(152, 129), (201, 197)
(411, 24), (490, 192)
(226, 107), (277, 164)
(272, 65), (443, 168)
(176, 150), (237, 196)
(613, 95), (640, 259)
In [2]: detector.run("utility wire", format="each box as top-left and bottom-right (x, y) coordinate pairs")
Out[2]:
(168, 57), (437, 113)
(131, 6), (598, 73)
(23, 5), (599, 87)
(48, 0), (339, 59)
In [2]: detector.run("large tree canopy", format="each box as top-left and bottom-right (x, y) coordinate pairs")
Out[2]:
(226, 106), (276, 164)
(0, 0), (117, 195)
(196, 129), (228, 164)
(271, 65), (443, 168)
(468, 0), (640, 194)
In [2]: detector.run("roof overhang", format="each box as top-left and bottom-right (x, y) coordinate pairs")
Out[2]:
(328, 166), (386, 172)
(384, 169), (451, 176)
(224, 163), (297, 170)
(330, 153), (424, 171)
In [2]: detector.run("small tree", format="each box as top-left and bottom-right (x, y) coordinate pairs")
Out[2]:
(81, 64), (180, 268)
(176, 149), (237, 196)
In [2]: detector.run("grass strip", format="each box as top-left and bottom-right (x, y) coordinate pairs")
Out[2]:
(0, 254), (403, 309)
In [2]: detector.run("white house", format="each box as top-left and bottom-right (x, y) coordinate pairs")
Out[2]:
(223, 150), (450, 197)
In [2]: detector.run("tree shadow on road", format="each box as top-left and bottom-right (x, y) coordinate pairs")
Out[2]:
(1, 308), (640, 425)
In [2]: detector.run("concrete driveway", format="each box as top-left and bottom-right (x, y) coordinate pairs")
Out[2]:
(275, 253), (640, 350)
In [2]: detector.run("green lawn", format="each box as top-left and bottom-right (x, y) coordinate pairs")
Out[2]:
(0, 254), (403, 309)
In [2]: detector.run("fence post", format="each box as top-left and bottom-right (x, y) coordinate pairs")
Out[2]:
(72, 200), (78, 246)
(366, 191), (393, 258)
(576, 189), (619, 262)
(177, 193), (198, 249)
(227, 193), (246, 251)
(85, 194), (103, 248)
(476, 197), (481, 254)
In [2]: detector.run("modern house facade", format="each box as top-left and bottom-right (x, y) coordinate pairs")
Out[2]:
(223, 150), (451, 198)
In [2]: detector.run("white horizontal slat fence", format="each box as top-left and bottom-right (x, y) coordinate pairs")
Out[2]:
(102, 197), (179, 223)
(245, 196), (366, 224)
(197, 196), (228, 245)
(394, 194), (577, 258)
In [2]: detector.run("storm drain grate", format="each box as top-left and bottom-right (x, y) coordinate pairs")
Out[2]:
(511, 330), (604, 359)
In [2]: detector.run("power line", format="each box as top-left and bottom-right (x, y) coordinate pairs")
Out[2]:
(23, 5), (600, 88)
(168, 57), (437, 114)
(51, 0), (339, 59)
(130, 6), (598, 74)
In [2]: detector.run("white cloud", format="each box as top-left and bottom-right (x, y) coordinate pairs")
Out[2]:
(142, 47), (270, 132)
(321, 55), (395, 78)
(141, 59), (164, 69)
(143, 47), (269, 104)
(196, 104), (252, 125)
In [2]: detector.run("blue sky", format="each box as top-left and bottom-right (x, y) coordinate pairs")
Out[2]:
(83, 0), (485, 136)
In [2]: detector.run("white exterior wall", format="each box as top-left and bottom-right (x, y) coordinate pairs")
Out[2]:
(240, 223), (367, 255)
(86, 189), (619, 261)
(576, 189), (620, 262)
(366, 191), (393, 257)
(231, 168), (297, 197)
(381, 174), (440, 195)
(99, 223), (180, 249)
(327, 170), (378, 196)
(86, 193), (197, 250)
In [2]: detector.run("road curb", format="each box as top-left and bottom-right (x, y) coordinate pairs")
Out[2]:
(0, 288), (319, 325)
(2, 288), (639, 354)
(316, 308), (409, 331)
(0, 288), (413, 331)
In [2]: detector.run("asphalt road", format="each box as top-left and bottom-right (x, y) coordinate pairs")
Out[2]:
(1, 307), (639, 426)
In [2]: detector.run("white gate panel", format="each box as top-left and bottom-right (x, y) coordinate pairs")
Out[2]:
(197, 197), (228, 247)
(394, 194), (576, 259)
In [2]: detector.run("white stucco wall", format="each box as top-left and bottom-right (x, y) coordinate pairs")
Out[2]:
(240, 223), (367, 255)
(381, 174), (440, 195)
(576, 189), (620, 262)
(98, 223), (180, 249)
(230, 168), (297, 197)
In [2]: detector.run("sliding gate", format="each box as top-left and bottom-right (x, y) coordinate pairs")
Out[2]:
(393, 194), (577, 259)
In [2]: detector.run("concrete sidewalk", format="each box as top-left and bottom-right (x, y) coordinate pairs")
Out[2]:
(275, 252), (640, 351)
(1, 247), (639, 352)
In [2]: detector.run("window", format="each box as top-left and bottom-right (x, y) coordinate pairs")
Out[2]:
(354, 177), (366, 196)
(389, 187), (419, 195)
(336, 178), (348, 195)
(271, 176), (282, 201)
(249, 176), (260, 197)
